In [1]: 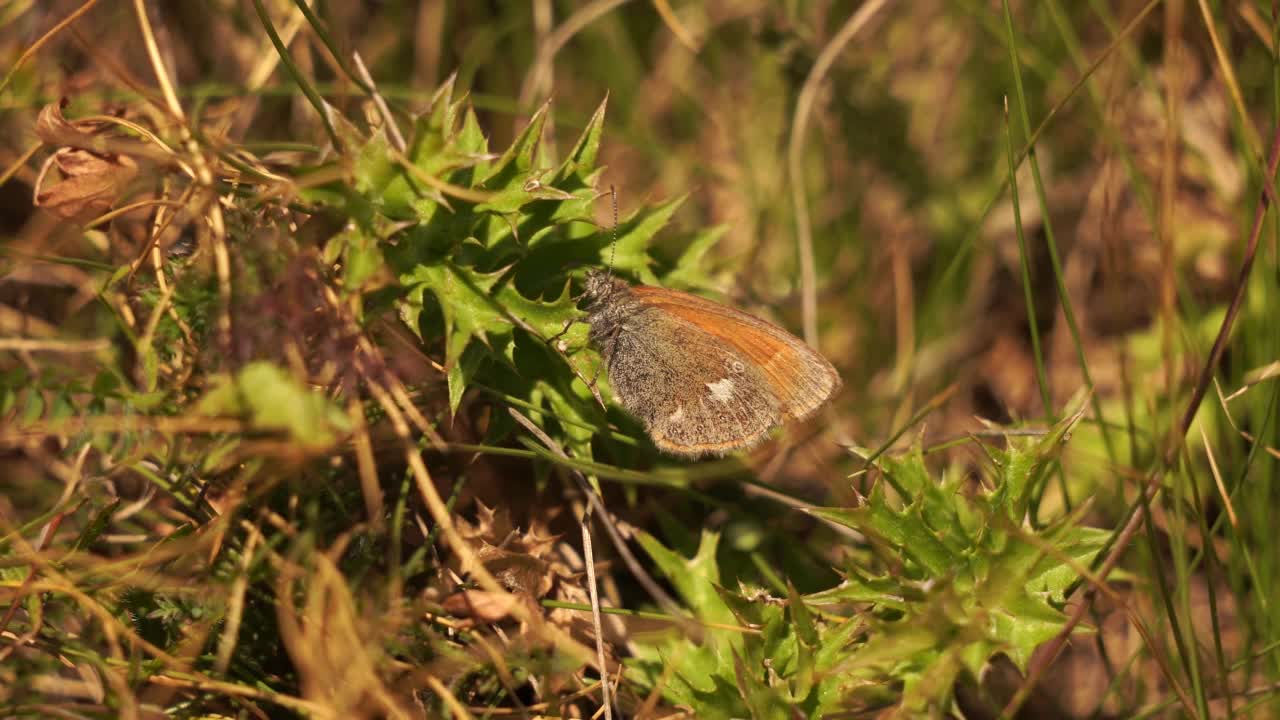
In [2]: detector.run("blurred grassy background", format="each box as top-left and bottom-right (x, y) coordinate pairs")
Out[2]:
(2, 0), (1280, 717)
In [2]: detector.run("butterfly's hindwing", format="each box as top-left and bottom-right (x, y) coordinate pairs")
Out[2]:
(605, 306), (781, 456)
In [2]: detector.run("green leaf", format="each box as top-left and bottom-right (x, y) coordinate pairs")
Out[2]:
(402, 261), (508, 370)
(804, 570), (914, 610)
(360, 78), (492, 222)
(354, 128), (398, 200)
(447, 342), (488, 416)
(455, 105), (488, 158)
(787, 582), (818, 647)
(478, 99), (550, 192)
(733, 650), (791, 720)
(400, 261), (582, 414)
(984, 585), (1068, 669)
(326, 225), (384, 291)
(609, 195), (685, 283)
(196, 362), (350, 449)
(475, 170), (577, 216)
(526, 355), (603, 458)
(661, 225), (728, 289)
(635, 529), (735, 625)
(1030, 523), (1109, 602)
(808, 488), (957, 578)
(554, 95), (608, 183)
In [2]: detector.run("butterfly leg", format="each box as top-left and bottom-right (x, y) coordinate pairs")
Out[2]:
(589, 331), (623, 389)
(546, 316), (581, 346)
(572, 331), (622, 411)
(547, 321), (610, 410)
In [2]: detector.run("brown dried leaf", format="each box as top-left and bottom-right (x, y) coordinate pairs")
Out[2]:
(456, 503), (560, 565)
(458, 502), (505, 542)
(34, 148), (137, 219)
(35, 101), (92, 144)
(446, 503), (571, 607)
(480, 547), (552, 597)
(441, 590), (536, 624)
(33, 102), (140, 220)
(35, 101), (173, 162)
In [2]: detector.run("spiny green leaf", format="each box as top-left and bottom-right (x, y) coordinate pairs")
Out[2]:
(530, 374), (600, 457)
(328, 225), (384, 291)
(994, 439), (1038, 515)
(447, 342), (488, 416)
(880, 445), (972, 555)
(499, 279), (581, 339)
(661, 225), (729, 289)
(420, 71), (459, 142)
(402, 261), (508, 376)
(455, 105), (488, 158)
(636, 529), (735, 625)
(409, 96), (487, 180)
(325, 101), (367, 156)
(609, 195), (685, 283)
(1029, 524), (1109, 602)
(807, 489), (957, 577)
(478, 99), (550, 191)
(354, 128), (397, 200)
(984, 586), (1068, 669)
(733, 650), (791, 720)
(804, 570), (913, 610)
(400, 261), (582, 413)
(475, 170), (577, 216)
(995, 393), (1089, 514)
(555, 94), (608, 184)
(788, 582), (819, 648)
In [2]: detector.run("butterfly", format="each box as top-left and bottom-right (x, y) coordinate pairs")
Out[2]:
(581, 269), (841, 457)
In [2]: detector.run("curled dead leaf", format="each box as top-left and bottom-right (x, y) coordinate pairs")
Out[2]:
(34, 101), (168, 159)
(441, 589), (538, 624)
(32, 101), (142, 220)
(34, 148), (137, 219)
(35, 101), (102, 146)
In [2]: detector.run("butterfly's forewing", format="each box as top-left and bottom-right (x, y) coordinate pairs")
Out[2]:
(605, 304), (781, 456)
(633, 286), (841, 421)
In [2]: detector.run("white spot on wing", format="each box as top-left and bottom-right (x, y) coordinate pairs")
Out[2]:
(706, 378), (735, 403)
(669, 405), (685, 423)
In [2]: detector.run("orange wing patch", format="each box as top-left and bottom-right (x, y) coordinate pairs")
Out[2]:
(633, 286), (840, 420)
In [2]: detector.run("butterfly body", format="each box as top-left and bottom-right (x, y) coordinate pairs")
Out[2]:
(583, 269), (841, 457)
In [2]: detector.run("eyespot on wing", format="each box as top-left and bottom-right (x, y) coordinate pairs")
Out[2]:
(632, 285), (841, 420)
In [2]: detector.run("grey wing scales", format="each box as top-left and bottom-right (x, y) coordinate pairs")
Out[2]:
(605, 308), (782, 456)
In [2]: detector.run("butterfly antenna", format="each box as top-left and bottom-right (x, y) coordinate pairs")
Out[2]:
(606, 184), (618, 280)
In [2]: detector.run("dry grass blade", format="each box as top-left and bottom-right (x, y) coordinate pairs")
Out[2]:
(131, 0), (232, 354)
(518, 0), (631, 109)
(508, 407), (614, 719)
(0, 338), (110, 353)
(788, 0), (893, 346)
(351, 50), (407, 153)
(650, 0), (698, 51)
(1197, 423), (1238, 530)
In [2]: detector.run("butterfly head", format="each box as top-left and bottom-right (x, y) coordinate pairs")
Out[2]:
(582, 268), (636, 349)
(583, 268), (628, 308)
